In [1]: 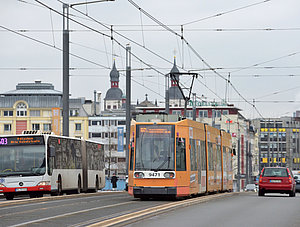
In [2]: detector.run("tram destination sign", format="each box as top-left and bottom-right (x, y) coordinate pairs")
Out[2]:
(0, 136), (44, 146)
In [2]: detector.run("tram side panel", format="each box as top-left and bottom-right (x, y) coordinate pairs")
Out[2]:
(206, 125), (222, 193)
(221, 131), (233, 192)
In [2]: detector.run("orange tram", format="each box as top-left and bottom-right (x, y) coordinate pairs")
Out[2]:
(128, 117), (233, 199)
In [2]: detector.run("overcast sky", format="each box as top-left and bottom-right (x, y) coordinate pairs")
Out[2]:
(1, 0), (300, 119)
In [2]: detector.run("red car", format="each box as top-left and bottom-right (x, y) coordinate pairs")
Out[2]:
(258, 167), (296, 197)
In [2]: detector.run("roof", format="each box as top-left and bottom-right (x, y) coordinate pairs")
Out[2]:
(2, 81), (62, 96)
(104, 87), (123, 100)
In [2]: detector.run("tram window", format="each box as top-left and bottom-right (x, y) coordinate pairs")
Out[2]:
(201, 141), (206, 171)
(176, 138), (186, 171)
(208, 142), (213, 171)
(190, 139), (197, 171)
(129, 146), (134, 171)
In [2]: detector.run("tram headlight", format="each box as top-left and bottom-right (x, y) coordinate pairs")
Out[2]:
(0, 183), (6, 187)
(164, 172), (175, 179)
(134, 172), (144, 178)
(37, 181), (50, 186)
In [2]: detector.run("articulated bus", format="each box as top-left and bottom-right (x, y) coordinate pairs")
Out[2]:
(128, 117), (233, 199)
(0, 132), (105, 200)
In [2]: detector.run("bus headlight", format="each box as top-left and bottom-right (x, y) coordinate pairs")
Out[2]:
(37, 181), (50, 186)
(134, 172), (144, 178)
(164, 172), (175, 179)
(0, 183), (6, 187)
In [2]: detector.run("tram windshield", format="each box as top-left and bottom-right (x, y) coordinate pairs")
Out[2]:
(0, 136), (46, 177)
(135, 124), (175, 171)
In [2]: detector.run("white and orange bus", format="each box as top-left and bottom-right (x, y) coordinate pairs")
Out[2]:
(0, 132), (105, 200)
(128, 116), (233, 199)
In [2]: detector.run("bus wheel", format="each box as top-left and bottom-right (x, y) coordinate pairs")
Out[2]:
(29, 193), (37, 198)
(4, 193), (14, 200)
(76, 177), (81, 194)
(58, 176), (63, 195)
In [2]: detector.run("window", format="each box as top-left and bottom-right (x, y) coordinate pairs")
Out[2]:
(118, 120), (126, 125)
(43, 124), (51, 131)
(30, 110), (40, 117)
(222, 110), (229, 116)
(32, 124), (40, 130)
(3, 110), (13, 117)
(70, 109), (79, 116)
(92, 121), (98, 125)
(75, 123), (81, 131)
(16, 102), (27, 117)
(172, 110), (181, 115)
(91, 133), (101, 138)
(107, 105), (111, 109)
(4, 124), (11, 131)
(176, 138), (186, 171)
(199, 110), (208, 118)
(186, 110), (193, 119)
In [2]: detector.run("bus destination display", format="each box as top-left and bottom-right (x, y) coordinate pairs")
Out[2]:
(0, 136), (44, 146)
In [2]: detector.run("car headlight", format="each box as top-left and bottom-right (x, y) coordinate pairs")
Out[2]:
(37, 181), (50, 186)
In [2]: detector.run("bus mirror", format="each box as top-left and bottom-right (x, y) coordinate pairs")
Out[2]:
(50, 146), (56, 157)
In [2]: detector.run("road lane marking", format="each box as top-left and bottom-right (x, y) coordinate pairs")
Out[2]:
(89, 193), (235, 227)
(9, 201), (135, 227)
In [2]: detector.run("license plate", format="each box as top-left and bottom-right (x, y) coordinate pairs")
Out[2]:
(270, 180), (281, 183)
(15, 188), (27, 192)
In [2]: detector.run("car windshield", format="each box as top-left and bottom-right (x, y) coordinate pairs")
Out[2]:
(262, 168), (288, 177)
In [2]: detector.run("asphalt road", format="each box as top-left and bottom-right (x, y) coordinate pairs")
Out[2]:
(1, 192), (298, 227)
(128, 192), (300, 227)
(0, 192), (170, 226)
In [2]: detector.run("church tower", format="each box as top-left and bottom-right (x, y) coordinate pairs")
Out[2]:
(104, 61), (123, 110)
(168, 57), (184, 107)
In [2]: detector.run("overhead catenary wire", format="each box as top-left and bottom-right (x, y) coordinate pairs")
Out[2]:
(183, 0), (271, 26)
(128, 0), (265, 119)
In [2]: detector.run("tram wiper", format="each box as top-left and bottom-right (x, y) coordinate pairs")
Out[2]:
(156, 156), (171, 170)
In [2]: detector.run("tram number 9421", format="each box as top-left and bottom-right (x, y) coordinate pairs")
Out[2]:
(148, 172), (161, 177)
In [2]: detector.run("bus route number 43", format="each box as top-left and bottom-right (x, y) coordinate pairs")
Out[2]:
(0, 138), (8, 145)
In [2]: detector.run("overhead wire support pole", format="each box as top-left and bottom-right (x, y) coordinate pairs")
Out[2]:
(62, 3), (70, 137)
(168, 72), (198, 118)
(165, 74), (170, 115)
(126, 44), (132, 175)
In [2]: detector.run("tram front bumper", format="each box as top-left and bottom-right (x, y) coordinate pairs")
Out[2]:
(133, 186), (177, 196)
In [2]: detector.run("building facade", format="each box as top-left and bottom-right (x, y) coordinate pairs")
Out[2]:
(0, 80), (89, 139)
(253, 117), (300, 172)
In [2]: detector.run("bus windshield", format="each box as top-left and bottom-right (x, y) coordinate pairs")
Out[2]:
(0, 136), (46, 177)
(135, 124), (175, 171)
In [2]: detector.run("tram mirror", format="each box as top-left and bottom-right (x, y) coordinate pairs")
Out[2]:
(49, 146), (56, 157)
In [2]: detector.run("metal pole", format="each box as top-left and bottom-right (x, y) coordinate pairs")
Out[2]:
(63, 4), (69, 137)
(192, 93), (196, 121)
(125, 45), (131, 175)
(237, 124), (241, 192)
(246, 139), (249, 185)
(165, 74), (169, 115)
